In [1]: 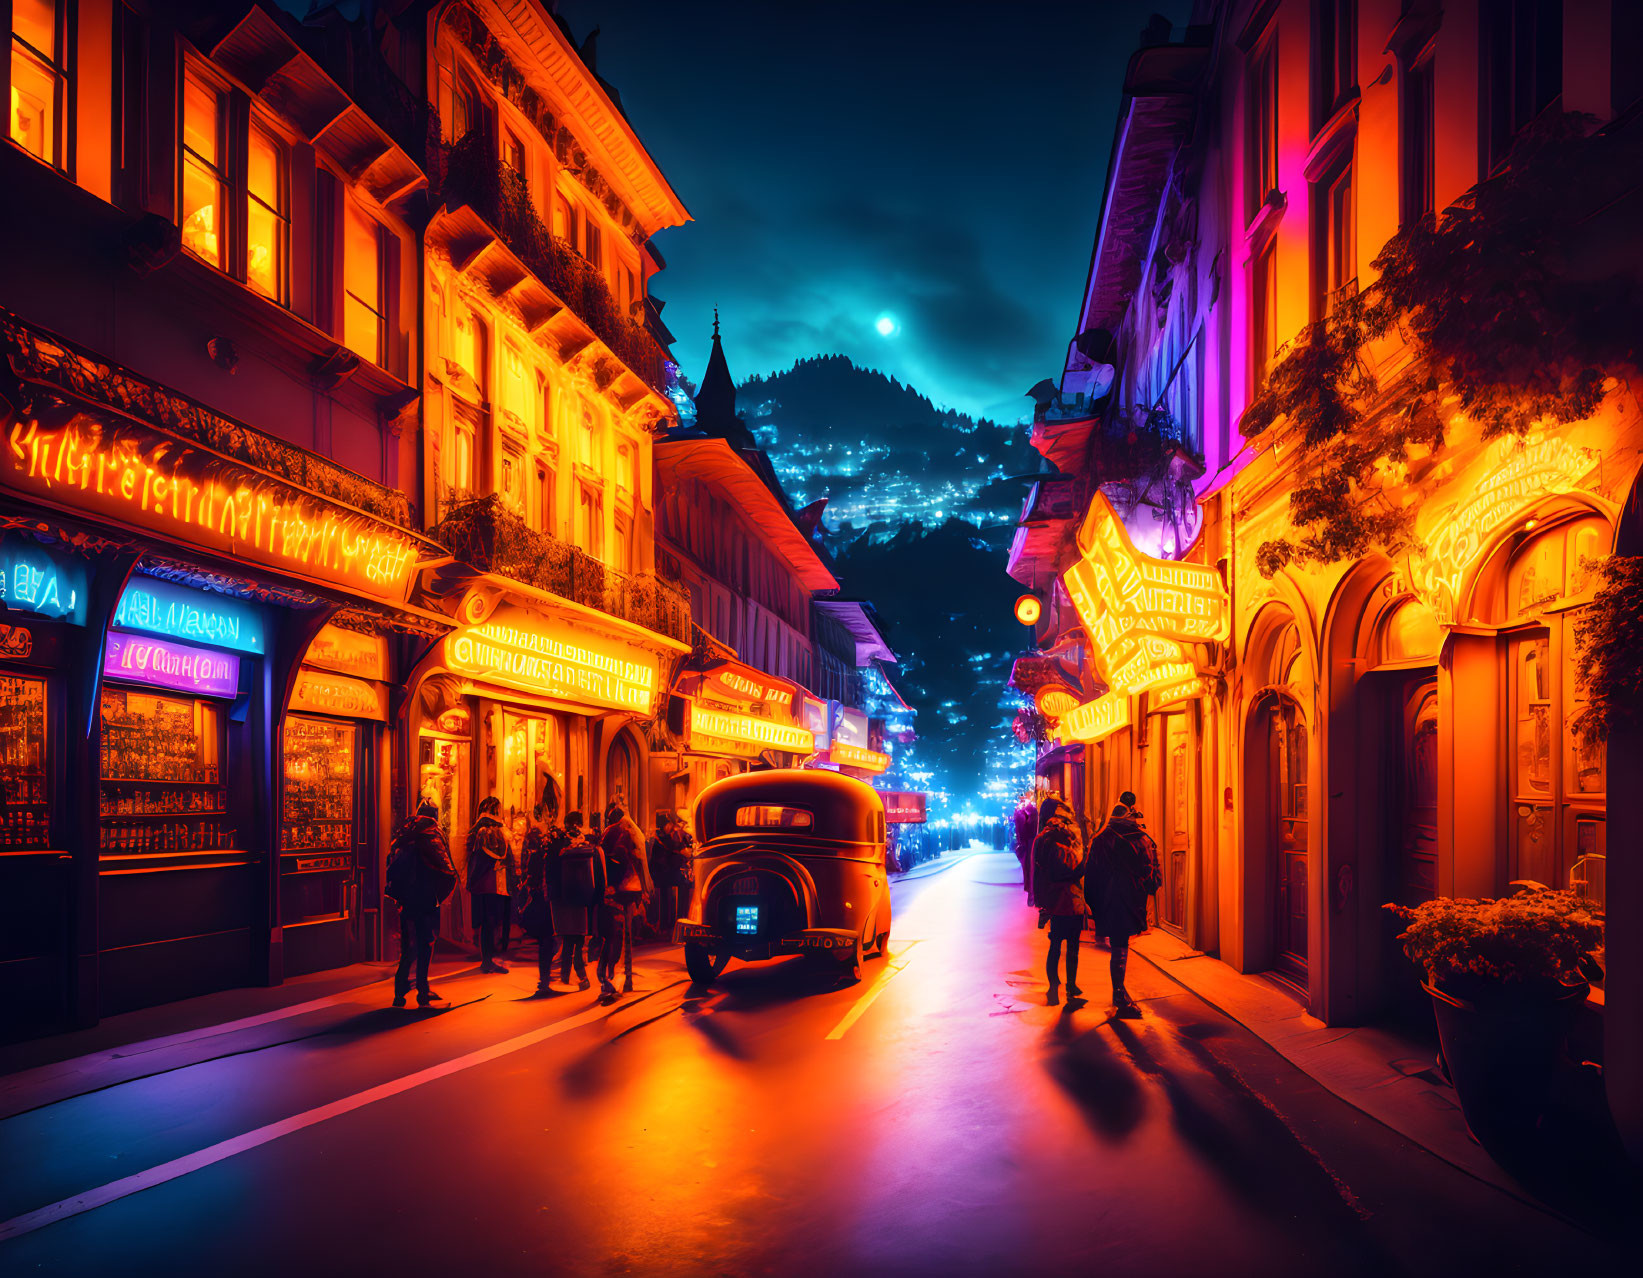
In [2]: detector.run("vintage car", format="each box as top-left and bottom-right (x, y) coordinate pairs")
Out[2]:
(672, 769), (892, 985)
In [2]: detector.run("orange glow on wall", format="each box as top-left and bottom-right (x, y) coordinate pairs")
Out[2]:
(687, 700), (814, 756)
(1414, 434), (1595, 622)
(1061, 491), (1227, 701)
(1, 413), (418, 601)
(445, 605), (660, 714)
(830, 742), (890, 774)
(1056, 691), (1130, 745)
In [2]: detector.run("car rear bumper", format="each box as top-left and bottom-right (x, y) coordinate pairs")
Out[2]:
(673, 921), (858, 958)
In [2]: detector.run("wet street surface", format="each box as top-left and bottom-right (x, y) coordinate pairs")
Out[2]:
(0, 853), (1625, 1276)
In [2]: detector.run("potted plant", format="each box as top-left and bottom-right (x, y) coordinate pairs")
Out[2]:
(1386, 886), (1603, 1158)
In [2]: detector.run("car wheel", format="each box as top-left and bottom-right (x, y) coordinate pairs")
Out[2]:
(874, 930), (891, 959)
(685, 942), (721, 987)
(841, 932), (865, 983)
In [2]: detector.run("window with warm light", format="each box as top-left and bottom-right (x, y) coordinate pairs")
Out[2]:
(343, 201), (385, 366)
(576, 401), (598, 468)
(1313, 155), (1355, 319)
(246, 124), (288, 303)
(536, 463), (555, 535)
(451, 302), (484, 391)
(576, 484), (603, 559)
(616, 442), (635, 499)
(501, 343), (529, 423)
(9, 0), (66, 168)
(451, 417), (476, 495)
(180, 70), (227, 267)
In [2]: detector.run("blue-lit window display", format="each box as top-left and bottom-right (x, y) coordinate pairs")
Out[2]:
(111, 576), (265, 654)
(0, 535), (87, 625)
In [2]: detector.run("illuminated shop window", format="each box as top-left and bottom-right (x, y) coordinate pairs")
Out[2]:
(181, 70), (227, 267)
(246, 124), (289, 303)
(344, 201), (385, 366)
(9, 0), (65, 168)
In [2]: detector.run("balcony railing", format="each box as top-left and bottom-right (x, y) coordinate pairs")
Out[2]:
(431, 493), (691, 644)
(437, 133), (669, 393)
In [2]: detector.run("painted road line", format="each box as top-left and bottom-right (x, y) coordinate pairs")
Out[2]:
(0, 980), (687, 1246)
(825, 942), (920, 1041)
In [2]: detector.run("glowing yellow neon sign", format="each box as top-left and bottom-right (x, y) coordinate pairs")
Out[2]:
(688, 701), (815, 755)
(1056, 692), (1130, 745)
(1061, 492), (1227, 701)
(1416, 435), (1594, 622)
(1035, 685), (1080, 720)
(831, 742), (891, 773)
(446, 605), (659, 714)
(1, 414), (419, 600)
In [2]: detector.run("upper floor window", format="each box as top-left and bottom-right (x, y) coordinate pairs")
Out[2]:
(612, 515), (631, 573)
(343, 201), (385, 366)
(1251, 237), (1278, 390)
(1399, 49), (1435, 225)
(1245, 31), (1278, 223)
(578, 206), (602, 269)
(451, 301), (484, 390)
(501, 343), (530, 424)
(180, 70), (227, 267)
(502, 128), (526, 182)
(616, 442), (636, 500)
(576, 401), (598, 468)
(441, 66), (483, 144)
(10, 0), (67, 169)
(576, 483), (603, 558)
(1312, 0), (1357, 129)
(500, 446), (525, 512)
(246, 124), (288, 304)
(536, 463), (555, 535)
(1483, 0), (1562, 172)
(1313, 155), (1355, 319)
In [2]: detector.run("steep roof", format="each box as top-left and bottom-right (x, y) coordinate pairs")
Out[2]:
(693, 309), (736, 432)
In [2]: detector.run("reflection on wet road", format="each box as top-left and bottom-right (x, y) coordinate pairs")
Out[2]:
(0, 853), (1618, 1276)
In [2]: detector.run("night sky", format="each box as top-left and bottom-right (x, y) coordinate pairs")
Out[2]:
(557, 0), (1184, 422)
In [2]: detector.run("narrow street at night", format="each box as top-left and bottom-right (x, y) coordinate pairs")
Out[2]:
(0, 853), (1619, 1276)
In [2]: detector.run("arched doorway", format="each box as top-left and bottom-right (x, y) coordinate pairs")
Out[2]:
(605, 728), (639, 818)
(1243, 612), (1311, 986)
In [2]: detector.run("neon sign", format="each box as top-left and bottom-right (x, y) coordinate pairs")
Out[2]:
(688, 701), (815, 755)
(1057, 692), (1130, 745)
(103, 632), (239, 697)
(291, 668), (388, 721)
(1416, 435), (1594, 622)
(1035, 685), (1081, 720)
(1062, 492), (1227, 701)
(708, 666), (796, 712)
(445, 605), (659, 714)
(112, 577), (264, 653)
(1, 410), (420, 602)
(305, 624), (388, 680)
(0, 536), (86, 624)
(831, 742), (890, 774)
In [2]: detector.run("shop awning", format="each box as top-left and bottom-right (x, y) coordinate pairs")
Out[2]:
(813, 599), (896, 664)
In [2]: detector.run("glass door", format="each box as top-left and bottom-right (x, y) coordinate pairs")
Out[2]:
(280, 715), (358, 934)
(0, 672), (48, 850)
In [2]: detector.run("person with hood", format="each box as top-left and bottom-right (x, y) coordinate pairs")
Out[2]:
(386, 799), (458, 1007)
(466, 794), (514, 974)
(519, 780), (563, 997)
(1085, 790), (1163, 1018)
(597, 801), (652, 1001)
(649, 811), (694, 937)
(1032, 796), (1088, 1004)
(551, 811), (600, 989)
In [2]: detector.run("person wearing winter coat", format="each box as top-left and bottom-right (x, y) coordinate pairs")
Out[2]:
(649, 811), (694, 937)
(1085, 790), (1163, 1018)
(1032, 796), (1088, 1004)
(387, 799), (458, 1007)
(465, 795), (514, 973)
(597, 803), (653, 1001)
(551, 812), (601, 989)
(519, 782), (563, 997)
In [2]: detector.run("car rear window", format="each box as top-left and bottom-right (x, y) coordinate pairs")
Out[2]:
(735, 805), (813, 829)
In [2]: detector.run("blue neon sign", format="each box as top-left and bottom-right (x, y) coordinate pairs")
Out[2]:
(112, 576), (265, 654)
(0, 536), (87, 625)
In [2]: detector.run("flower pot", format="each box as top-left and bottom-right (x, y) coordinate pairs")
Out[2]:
(1424, 979), (1587, 1160)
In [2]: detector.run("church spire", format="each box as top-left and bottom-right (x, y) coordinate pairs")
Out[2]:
(694, 309), (737, 434)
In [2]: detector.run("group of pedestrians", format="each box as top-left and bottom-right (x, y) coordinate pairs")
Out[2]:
(1030, 790), (1163, 1016)
(385, 786), (695, 1008)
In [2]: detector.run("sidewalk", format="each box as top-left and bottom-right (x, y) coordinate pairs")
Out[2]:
(1127, 929), (1527, 1198)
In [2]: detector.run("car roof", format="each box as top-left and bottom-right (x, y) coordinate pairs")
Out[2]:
(696, 769), (885, 842)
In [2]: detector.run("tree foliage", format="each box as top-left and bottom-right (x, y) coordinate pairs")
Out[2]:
(1243, 114), (1643, 576)
(1572, 555), (1643, 743)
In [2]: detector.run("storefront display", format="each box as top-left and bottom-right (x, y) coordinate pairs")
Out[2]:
(281, 716), (356, 866)
(0, 673), (48, 850)
(98, 687), (234, 851)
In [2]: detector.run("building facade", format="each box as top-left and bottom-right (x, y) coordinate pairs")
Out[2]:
(0, 0), (433, 1034)
(1008, 0), (1643, 1140)
(408, 0), (691, 950)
